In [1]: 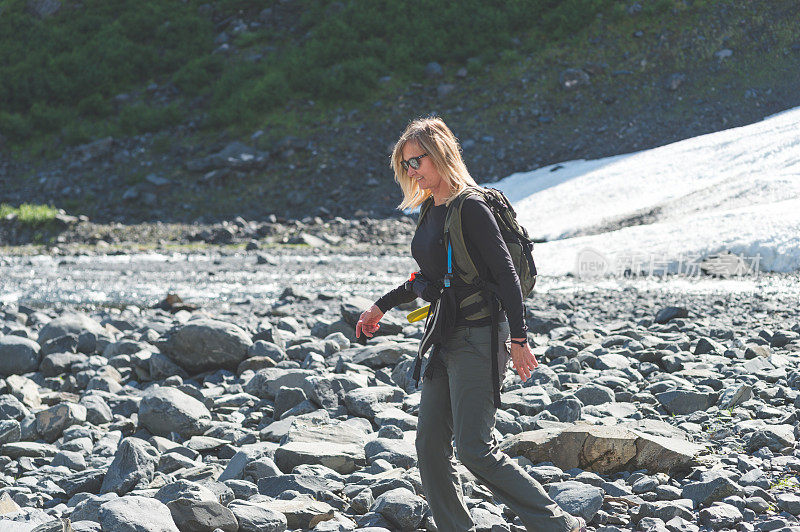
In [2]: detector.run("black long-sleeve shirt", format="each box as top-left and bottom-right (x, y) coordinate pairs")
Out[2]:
(376, 196), (528, 338)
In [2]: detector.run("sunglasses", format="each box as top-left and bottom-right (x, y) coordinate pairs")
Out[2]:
(401, 153), (428, 171)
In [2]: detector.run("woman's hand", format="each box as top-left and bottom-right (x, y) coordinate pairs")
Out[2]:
(356, 304), (384, 339)
(508, 338), (538, 382)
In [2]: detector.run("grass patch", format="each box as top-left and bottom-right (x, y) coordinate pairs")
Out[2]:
(0, 203), (59, 226)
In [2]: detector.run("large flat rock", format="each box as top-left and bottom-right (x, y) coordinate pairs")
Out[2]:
(500, 423), (704, 474)
(274, 441), (365, 474)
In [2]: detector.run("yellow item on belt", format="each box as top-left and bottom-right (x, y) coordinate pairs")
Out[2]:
(407, 304), (430, 323)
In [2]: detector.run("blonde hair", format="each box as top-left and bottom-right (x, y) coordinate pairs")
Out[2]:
(390, 116), (478, 210)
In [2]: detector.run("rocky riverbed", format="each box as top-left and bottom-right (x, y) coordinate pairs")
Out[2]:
(1, 249), (799, 532)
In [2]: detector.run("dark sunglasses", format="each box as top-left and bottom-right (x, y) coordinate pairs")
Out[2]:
(401, 153), (428, 171)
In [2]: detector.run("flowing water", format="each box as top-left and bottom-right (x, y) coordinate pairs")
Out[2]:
(2, 249), (798, 311)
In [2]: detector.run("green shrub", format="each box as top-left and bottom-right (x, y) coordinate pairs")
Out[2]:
(541, 0), (613, 40)
(119, 103), (184, 135)
(319, 57), (383, 102)
(0, 203), (59, 226)
(0, 111), (32, 143)
(77, 93), (113, 118)
(643, 0), (675, 15)
(207, 70), (289, 127)
(173, 55), (224, 96)
(62, 120), (94, 146)
(29, 102), (74, 133)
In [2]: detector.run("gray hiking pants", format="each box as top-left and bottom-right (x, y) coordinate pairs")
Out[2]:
(416, 321), (578, 532)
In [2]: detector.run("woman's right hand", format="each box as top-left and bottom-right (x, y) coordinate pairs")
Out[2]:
(356, 304), (384, 338)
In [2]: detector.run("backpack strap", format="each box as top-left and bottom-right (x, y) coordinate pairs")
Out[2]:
(416, 195), (435, 230)
(442, 186), (483, 286)
(490, 296), (501, 408)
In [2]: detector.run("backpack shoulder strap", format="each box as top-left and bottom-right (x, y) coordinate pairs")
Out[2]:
(443, 186), (484, 286)
(416, 196), (435, 230)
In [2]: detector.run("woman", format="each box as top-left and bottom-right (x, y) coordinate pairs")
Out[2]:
(355, 117), (586, 532)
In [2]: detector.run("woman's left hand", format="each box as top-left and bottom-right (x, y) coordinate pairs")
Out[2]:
(508, 338), (538, 382)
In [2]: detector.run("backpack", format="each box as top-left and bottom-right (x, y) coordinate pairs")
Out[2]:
(414, 185), (537, 407)
(416, 185), (537, 317)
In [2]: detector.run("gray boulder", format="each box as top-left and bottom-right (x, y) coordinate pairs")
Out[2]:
(71, 493), (119, 522)
(0, 395), (28, 420)
(35, 402), (87, 442)
(717, 384), (752, 409)
(39, 352), (87, 377)
(470, 507), (506, 530)
(547, 481), (603, 522)
(248, 340), (286, 362)
(243, 457), (283, 483)
(98, 495), (179, 532)
(185, 141), (269, 173)
(139, 386), (211, 438)
(501, 386), (551, 415)
(167, 498), (238, 532)
(655, 389), (714, 415)
(52, 449), (86, 471)
(699, 503), (742, 529)
(148, 352), (188, 381)
(694, 338), (725, 356)
(373, 407), (418, 431)
(228, 501), (287, 532)
(283, 418), (369, 447)
(364, 437), (417, 469)
(5, 374), (41, 408)
(159, 319), (252, 373)
(155, 479), (218, 504)
(634, 501), (693, 523)
(0, 336), (41, 375)
(100, 437), (160, 495)
(274, 387), (307, 420)
(745, 425), (795, 452)
(682, 474), (742, 508)
(544, 397), (583, 422)
(38, 312), (105, 345)
(1, 441), (57, 458)
(776, 493), (800, 516)
(344, 386), (405, 419)
(41, 333), (79, 356)
(0, 419), (21, 445)
(655, 307), (689, 324)
(218, 442), (277, 482)
(257, 497), (336, 529)
(257, 474), (343, 499)
(573, 384), (615, 406)
(346, 343), (410, 368)
(80, 395), (113, 425)
(371, 487), (427, 531)
(274, 440), (364, 475)
(224, 479), (259, 500)
(245, 368), (315, 400)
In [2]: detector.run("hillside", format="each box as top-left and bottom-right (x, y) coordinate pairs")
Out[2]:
(1, 0), (799, 223)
